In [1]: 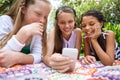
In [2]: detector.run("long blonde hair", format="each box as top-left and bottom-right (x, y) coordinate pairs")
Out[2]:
(0, 0), (51, 55)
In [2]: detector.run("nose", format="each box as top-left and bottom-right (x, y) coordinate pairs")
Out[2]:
(39, 17), (46, 25)
(65, 23), (69, 28)
(85, 25), (90, 30)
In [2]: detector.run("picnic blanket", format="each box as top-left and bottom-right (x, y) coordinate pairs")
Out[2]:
(0, 60), (120, 80)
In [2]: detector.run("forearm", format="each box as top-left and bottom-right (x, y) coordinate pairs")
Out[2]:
(91, 39), (113, 65)
(16, 52), (34, 64)
(42, 55), (51, 67)
(15, 29), (30, 44)
(1, 35), (25, 51)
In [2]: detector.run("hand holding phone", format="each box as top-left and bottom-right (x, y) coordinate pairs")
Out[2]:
(62, 48), (78, 60)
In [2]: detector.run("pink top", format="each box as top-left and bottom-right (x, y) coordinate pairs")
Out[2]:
(63, 29), (76, 48)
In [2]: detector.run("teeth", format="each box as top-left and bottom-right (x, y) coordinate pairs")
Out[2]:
(83, 36), (88, 39)
(87, 32), (91, 34)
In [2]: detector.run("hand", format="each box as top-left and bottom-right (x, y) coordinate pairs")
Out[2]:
(16, 22), (44, 44)
(81, 55), (96, 65)
(49, 53), (75, 73)
(90, 24), (102, 40)
(22, 22), (44, 36)
(0, 50), (20, 68)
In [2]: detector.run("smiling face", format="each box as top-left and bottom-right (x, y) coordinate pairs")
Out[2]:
(57, 12), (75, 39)
(22, 0), (51, 30)
(81, 16), (103, 37)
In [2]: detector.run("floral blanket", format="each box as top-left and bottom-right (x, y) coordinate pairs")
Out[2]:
(0, 60), (120, 80)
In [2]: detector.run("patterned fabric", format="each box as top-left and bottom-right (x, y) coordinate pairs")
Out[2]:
(115, 43), (120, 60)
(0, 60), (120, 80)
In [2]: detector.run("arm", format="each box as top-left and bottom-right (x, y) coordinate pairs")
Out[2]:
(42, 28), (55, 66)
(0, 34), (42, 68)
(0, 15), (32, 67)
(91, 31), (115, 65)
(0, 50), (34, 68)
(75, 28), (82, 59)
(82, 37), (96, 64)
(0, 22), (44, 67)
(83, 38), (90, 56)
(29, 35), (42, 63)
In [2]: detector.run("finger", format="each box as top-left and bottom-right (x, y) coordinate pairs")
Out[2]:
(52, 63), (70, 70)
(81, 58), (89, 65)
(86, 56), (95, 63)
(91, 56), (96, 62)
(81, 60), (86, 64)
(51, 55), (69, 62)
(39, 28), (44, 35)
(87, 58), (94, 63)
(84, 57), (91, 64)
(50, 59), (73, 67)
(57, 67), (70, 73)
(38, 22), (44, 27)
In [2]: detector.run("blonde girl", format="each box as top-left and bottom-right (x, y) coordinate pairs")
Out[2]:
(0, 0), (51, 67)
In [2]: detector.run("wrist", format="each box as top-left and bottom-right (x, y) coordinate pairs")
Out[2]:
(17, 53), (34, 64)
(91, 38), (97, 42)
(16, 29), (30, 44)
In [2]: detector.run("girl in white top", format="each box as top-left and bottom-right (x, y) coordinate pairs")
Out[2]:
(0, 0), (51, 68)
(42, 6), (82, 73)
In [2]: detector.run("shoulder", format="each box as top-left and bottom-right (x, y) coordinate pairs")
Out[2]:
(74, 28), (82, 36)
(0, 15), (13, 27)
(104, 30), (115, 40)
(75, 28), (81, 32)
(0, 15), (12, 21)
(105, 30), (115, 37)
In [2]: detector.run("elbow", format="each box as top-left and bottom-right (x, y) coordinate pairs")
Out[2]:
(101, 59), (114, 66)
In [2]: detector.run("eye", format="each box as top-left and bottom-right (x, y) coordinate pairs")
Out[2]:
(68, 20), (73, 24)
(81, 24), (86, 28)
(37, 13), (41, 16)
(35, 11), (42, 16)
(44, 16), (47, 20)
(60, 21), (65, 25)
(89, 22), (95, 26)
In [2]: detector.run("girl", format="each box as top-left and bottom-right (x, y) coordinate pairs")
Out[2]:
(0, 0), (51, 67)
(42, 6), (82, 72)
(80, 10), (120, 66)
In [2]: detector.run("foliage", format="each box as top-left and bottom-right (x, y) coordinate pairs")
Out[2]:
(104, 23), (120, 46)
(61, 0), (120, 24)
(0, 0), (13, 15)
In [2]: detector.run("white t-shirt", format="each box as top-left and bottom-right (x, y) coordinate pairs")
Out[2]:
(0, 15), (42, 63)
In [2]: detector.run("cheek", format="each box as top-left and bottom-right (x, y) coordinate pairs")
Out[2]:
(58, 23), (63, 30)
(59, 26), (63, 31)
(26, 14), (39, 23)
(82, 28), (86, 33)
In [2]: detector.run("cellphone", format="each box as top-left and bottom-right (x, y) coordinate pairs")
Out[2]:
(62, 48), (78, 60)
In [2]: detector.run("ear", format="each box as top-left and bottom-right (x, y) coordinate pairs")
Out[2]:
(100, 22), (104, 28)
(21, 6), (27, 14)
